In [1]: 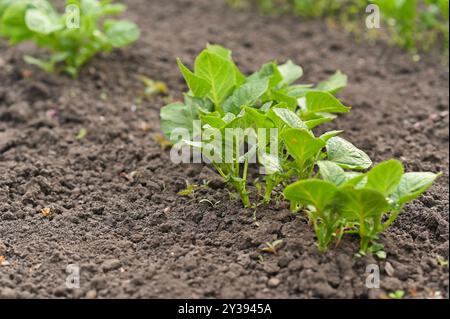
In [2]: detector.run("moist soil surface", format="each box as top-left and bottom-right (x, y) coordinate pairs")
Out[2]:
(0, 0), (449, 299)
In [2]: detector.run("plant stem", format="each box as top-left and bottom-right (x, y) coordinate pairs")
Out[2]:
(240, 189), (251, 208)
(232, 179), (250, 208)
(263, 177), (277, 204)
(360, 236), (370, 253)
(243, 158), (249, 181)
(240, 158), (250, 208)
(214, 164), (228, 180)
(359, 216), (370, 252)
(290, 201), (298, 212)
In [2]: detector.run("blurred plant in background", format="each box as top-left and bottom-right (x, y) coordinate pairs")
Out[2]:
(0, 0), (140, 76)
(227, 0), (449, 56)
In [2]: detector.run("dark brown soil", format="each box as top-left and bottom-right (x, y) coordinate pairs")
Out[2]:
(0, 0), (448, 299)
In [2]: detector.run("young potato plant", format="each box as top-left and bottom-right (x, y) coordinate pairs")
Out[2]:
(284, 157), (441, 253)
(0, 0), (140, 76)
(160, 44), (349, 207)
(160, 44), (440, 255)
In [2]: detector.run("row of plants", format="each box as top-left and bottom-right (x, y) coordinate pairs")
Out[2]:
(0, 0), (140, 77)
(228, 0), (450, 55)
(160, 44), (441, 253)
(0, 1), (442, 255)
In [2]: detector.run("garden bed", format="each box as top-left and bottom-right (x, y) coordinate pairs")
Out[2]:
(0, 0), (448, 299)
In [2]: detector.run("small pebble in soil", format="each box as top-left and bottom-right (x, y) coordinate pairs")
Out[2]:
(102, 259), (122, 272)
(263, 262), (280, 275)
(385, 262), (395, 277)
(0, 287), (17, 299)
(267, 278), (280, 288)
(86, 290), (98, 299)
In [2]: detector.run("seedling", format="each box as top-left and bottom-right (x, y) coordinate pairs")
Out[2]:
(199, 198), (221, 207)
(388, 290), (405, 299)
(153, 133), (172, 150)
(177, 181), (200, 197)
(161, 44), (348, 207)
(40, 207), (52, 217)
(0, 0), (140, 76)
(140, 75), (169, 99)
(437, 256), (449, 268)
(160, 44), (440, 255)
(76, 128), (87, 140)
(284, 159), (441, 252)
(261, 239), (283, 255)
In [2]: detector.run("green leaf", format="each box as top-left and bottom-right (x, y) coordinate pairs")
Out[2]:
(243, 106), (275, 129)
(278, 60), (303, 86)
(0, 0), (14, 18)
(206, 43), (232, 59)
(320, 130), (344, 142)
(271, 90), (298, 111)
(195, 50), (236, 108)
(25, 8), (63, 34)
(76, 128), (88, 140)
(327, 137), (372, 170)
(81, 0), (102, 13)
(104, 19), (140, 47)
(342, 172), (367, 188)
(366, 160), (404, 196)
(102, 4), (127, 15)
(206, 43), (245, 85)
(250, 62), (282, 88)
(304, 91), (351, 114)
(281, 128), (326, 165)
(184, 94), (214, 113)
(260, 153), (282, 174)
(177, 58), (211, 98)
(285, 84), (314, 98)
(228, 77), (269, 111)
(0, 1), (32, 42)
(304, 115), (337, 129)
(318, 161), (347, 186)
(200, 113), (226, 128)
(24, 55), (55, 73)
(160, 103), (196, 142)
(335, 186), (391, 220)
(223, 76), (270, 114)
(268, 108), (308, 129)
(391, 172), (441, 205)
(316, 71), (348, 94)
(260, 101), (273, 113)
(284, 179), (338, 213)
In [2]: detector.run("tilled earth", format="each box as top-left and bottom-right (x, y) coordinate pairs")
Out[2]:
(0, 0), (448, 299)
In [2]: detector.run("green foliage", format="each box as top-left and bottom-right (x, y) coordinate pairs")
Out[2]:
(0, 0), (140, 76)
(284, 159), (441, 252)
(160, 44), (440, 254)
(373, 0), (449, 52)
(161, 44), (349, 208)
(227, 0), (450, 54)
